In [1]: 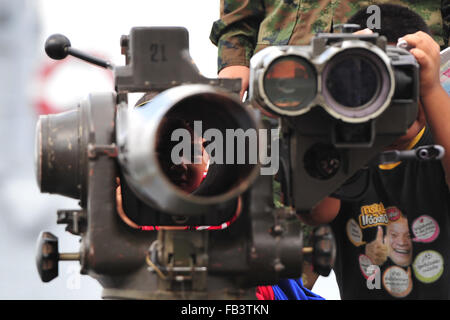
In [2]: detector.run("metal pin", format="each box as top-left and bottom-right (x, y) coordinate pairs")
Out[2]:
(59, 253), (80, 261)
(396, 39), (413, 51)
(302, 247), (313, 254)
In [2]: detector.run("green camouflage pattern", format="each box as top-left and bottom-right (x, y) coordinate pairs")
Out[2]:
(210, 0), (448, 72)
(443, 0), (450, 48)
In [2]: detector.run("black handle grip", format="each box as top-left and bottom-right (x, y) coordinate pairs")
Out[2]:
(44, 33), (114, 69)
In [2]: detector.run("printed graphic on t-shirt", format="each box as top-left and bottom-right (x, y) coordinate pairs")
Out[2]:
(358, 202), (389, 229)
(349, 203), (445, 298)
(352, 206), (412, 297)
(384, 207), (413, 268)
(382, 266), (413, 298)
(365, 225), (389, 266)
(386, 206), (401, 221)
(359, 254), (374, 279)
(351, 206), (413, 269)
(413, 250), (444, 284)
(347, 218), (366, 247)
(411, 215), (440, 243)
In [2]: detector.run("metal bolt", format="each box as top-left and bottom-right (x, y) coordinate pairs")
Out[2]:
(273, 260), (285, 272)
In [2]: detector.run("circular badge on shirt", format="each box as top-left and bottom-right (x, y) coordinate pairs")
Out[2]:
(359, 254), (375, 279)
(382, 266), (413, 298)
(411, 215), (440, 243)
(413, 250), (444, 284)
(347, 218), (365, 247)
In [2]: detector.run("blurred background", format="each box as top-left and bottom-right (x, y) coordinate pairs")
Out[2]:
(0, 0), (340, 299)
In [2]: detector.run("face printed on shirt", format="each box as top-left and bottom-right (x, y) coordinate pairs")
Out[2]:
(385, 216), (413, 267)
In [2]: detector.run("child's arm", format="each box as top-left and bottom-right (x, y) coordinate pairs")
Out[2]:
(402, 31), (450, 186)
(218, 65), (249, 101)
(211, 1), (265, 101)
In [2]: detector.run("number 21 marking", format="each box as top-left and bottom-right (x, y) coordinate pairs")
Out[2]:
(150, 44), (167, 62)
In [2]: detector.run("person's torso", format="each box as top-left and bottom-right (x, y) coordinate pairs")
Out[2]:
(331, 127), (450, 299)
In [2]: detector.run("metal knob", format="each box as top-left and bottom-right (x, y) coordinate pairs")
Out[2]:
(310, 225), (336, 276)
(35, 231), (80, 282)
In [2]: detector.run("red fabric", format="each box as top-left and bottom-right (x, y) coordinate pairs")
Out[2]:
(256, 286), (275, 300)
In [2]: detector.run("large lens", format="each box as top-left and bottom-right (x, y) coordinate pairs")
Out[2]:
(154, 93), (256, 198)
(119, 84), (261, 216)
(35, 110), (83, 199)
(322, 48), (393, 122)
(263, 56), (317, 114)
(326, 55), (378, 107)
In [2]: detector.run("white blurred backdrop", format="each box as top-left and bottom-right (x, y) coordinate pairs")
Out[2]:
(0, 0), (339, 300)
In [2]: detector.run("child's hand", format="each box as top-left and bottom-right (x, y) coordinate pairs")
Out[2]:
(218, 65), (250, 101)
(400, 31), (441, 99)
(353, 28), (373, 35)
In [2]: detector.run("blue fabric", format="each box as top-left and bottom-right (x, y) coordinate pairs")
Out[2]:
(272, 278), (325, 300)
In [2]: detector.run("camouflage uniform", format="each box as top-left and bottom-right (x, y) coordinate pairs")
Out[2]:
(444, 0), (450, 46)
(210, 0), (448, 72)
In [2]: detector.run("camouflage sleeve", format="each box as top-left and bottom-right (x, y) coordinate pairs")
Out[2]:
(443, 0), (450, 47)
(209, 0), (265, 73)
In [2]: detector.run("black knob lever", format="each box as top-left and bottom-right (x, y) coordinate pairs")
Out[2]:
(45, 34), (114, 70)
(376, 145), (445, 165)
(308, 225), (336, 277)
(36, 231), (80, 283)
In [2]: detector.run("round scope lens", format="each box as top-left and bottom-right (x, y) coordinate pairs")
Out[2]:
(322, 47), (394, 122)
(325, 54), (379, 108)
(263, 56), (317, 113)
